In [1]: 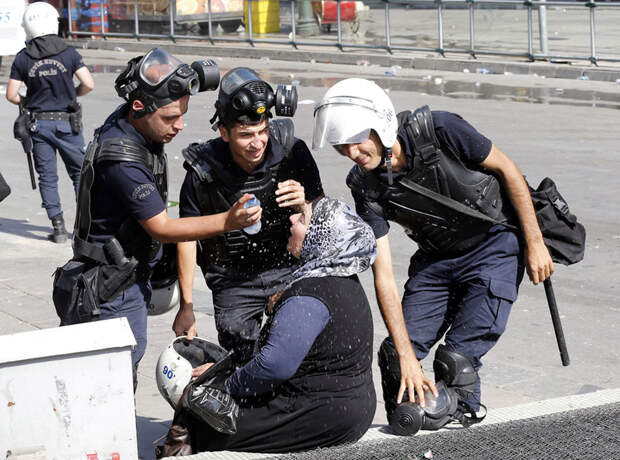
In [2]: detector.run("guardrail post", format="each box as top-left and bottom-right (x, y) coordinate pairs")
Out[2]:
(68, 0), (74, 38)
(133, 0), (140, 38)
(337, 0), (343, 50)
(437, 0), (445, 56)
(291, 0), (298, 48)
(525, 0), (534, 61)
(385, 1), (392, 53)
(100, 0), (106, 37)
(207, 0), (214, 44)
(587, 0), (597, 65)
(169, 0), (176, 41)
(538, 0), (548, 56)
(247, 0), (254, 46)
(467, 0), (476, 58)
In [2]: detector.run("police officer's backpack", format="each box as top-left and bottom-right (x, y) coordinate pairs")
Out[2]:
(528, 177), (585, 266)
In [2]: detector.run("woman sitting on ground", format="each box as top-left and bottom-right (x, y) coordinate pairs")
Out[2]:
(186, 196), (377, 453)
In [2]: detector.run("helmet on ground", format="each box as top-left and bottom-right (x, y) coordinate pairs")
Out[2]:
(148, 243), (179, 316)
(115, 47), (220, 117)
(23, 2), (59, 41)
(156, 336), (228, 409)
(312, 78), (397, 150)
(210, 67), (297, 128)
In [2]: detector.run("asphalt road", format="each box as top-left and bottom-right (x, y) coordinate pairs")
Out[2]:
(0, 48), (618, 459)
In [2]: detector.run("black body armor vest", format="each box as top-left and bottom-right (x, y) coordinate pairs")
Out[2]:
(74, 132), (167, 265)
(182, 119), (297, 273)
(347, 106), (516, 255)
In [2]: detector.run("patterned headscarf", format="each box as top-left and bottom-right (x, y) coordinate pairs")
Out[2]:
(288, 196), (377, 286)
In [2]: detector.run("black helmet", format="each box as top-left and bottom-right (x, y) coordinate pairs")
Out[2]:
(210, 67), (298, 128)
(115, 48), (220, 117)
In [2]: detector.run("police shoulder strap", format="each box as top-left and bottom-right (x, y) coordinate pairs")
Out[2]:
(402, 105), (442, 165)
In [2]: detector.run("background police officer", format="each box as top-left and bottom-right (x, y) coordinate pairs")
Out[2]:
(175, 68), (324, 365)
(313, 78), (554, 422)
(6, 1), (94, 243)
(74, 49), (259, 386)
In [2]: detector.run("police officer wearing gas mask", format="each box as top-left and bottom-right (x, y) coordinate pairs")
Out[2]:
(71, 49), (261, 386)
(6, 2), (94, 243)
(313, 79), (554, 434)
(176, 68), (324, 366)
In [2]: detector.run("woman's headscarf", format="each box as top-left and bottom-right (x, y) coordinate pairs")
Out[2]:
(288, 197), (377, 286)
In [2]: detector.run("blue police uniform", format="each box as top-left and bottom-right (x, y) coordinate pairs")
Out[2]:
(88, 104), (166, 370)
(179, 136), (323, 364)
(352, 111), (525, 407)
(10, 40), (86, 220)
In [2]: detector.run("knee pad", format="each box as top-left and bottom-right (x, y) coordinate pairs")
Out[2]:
(377, 338), (400, 378)
(433, 344), (478, 395)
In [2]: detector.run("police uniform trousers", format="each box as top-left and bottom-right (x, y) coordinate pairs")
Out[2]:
(99, 280), (149, 384)
(393, 227), (524, 406)
(204, 266), (294, 365)
(31, 119), (84, 219)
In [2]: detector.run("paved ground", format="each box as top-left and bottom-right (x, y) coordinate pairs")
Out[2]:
(0, 45), (618, 459)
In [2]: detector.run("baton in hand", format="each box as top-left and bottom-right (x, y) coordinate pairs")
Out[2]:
(543, 277), (570, 366)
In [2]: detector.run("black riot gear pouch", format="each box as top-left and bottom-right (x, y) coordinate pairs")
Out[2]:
(52, 259), (101, 326)
(181, 350), (239, 435)
(528, 177), (586, 266)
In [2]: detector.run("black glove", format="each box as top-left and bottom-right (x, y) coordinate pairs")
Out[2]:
(181, 350), (239, 435)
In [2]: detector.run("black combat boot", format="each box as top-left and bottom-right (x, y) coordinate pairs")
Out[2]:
(49, 213), (68, 243)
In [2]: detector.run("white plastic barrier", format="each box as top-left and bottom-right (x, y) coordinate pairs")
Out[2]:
(0, 318), (138, 460)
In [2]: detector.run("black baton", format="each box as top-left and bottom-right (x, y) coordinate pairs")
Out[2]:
(543, 278), (570, 366)
(26, 152), (36, 190)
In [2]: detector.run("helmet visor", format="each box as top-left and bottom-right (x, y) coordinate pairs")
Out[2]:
(139, 48), (185, 87)
(312, 96), (381, 150)
(220, 68), (261, 96)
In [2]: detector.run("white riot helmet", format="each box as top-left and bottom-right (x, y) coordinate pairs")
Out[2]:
(22, 2), (59, 41)
(312, 78), (397, 151)
(148, 243), (180, 316)
(156, 336), (228, 409)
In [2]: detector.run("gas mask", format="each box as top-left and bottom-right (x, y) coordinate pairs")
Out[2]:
(210, 67), (297, 128)
(115, 48), (220, 117)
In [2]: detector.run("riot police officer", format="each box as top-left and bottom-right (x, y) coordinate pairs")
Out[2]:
(71, 49), (259, 386)
(175, 68), (324, 365)
(6, 1), (94, 243)
(313, 78), (554, 426)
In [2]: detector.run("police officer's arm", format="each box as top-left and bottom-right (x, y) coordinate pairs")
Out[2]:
(481, 145), (554, 284)
(138, 194), (261, 243)
(373, 235), (438, 406)
(74, 66), (94, 96)
(5, 79), (23, 105)
(174, 241), (197, 339)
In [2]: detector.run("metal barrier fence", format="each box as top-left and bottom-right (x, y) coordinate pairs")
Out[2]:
(66, 0), (620, 64)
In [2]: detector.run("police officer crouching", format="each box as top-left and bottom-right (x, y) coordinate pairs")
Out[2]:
(175, 68), (324, 366)
(6, 2), (94, 243)
(70, 49), (261, 388)
(313, 78), (555, 433)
